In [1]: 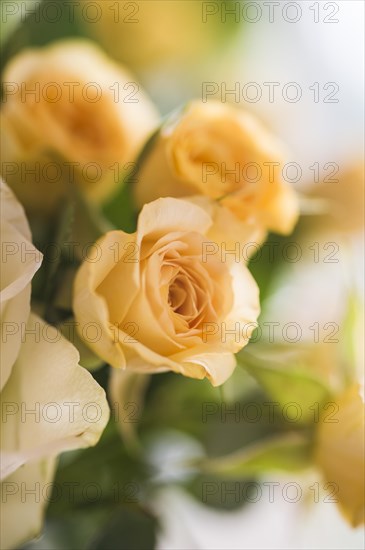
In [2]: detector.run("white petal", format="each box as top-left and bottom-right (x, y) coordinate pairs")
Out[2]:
(0, 179), (31, 241)
(0, 313), (109, 480)
(0, 181), (42, 390)
(0, 458), (56, 550)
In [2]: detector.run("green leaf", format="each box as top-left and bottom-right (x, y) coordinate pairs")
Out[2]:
(196, 433), (312, 478)
(238, 346), (331, 424)
(248, 232), (289, 303)
(31, 172), (111, 323)
(31, 198), (75, 322)
(102, 167), (138, 232)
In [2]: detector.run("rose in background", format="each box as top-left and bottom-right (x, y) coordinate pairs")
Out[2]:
(315, 383), (365, 527)
(305, 163), (365, 234)
(240, 334), (365, 527)
(73, 197), (260, 386)
(254, 156), (365, 528)
(77, 1), (241, 73)
(0, 39), (158, 216)
(134, 101), (299, 249)
(0, 180), (41, 392)
(0, 180), (110, 549)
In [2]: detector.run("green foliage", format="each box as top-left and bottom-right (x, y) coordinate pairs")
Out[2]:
(102, 167), (138, 232)
(88, 505), (157, 550)
(195, 433), (312, 478)
(238, 347), (331, 425)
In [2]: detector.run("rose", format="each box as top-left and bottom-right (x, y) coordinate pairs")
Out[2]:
(0, 39), (158, 215)
(314, 383), (365, 527)
(313, 293), (365, 528)
(305, 162), (365, 233)
(77, 1), (240, 71)
(73, 197), (260, 387)
(0, 180), (110, 549)
(134, 100), (299, 246)
(0, 180), (42, 391)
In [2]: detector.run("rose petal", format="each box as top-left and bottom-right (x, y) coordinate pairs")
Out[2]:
(0, 181), (42, 390)
(74, 230), (140, 369)
(0, 179), (32, 240)
(0, 458), (56, 550)
(223, 261), (260, 352)
(315, 384), (365, 527)
(136, 197), (212, 244)
(0, 313), (109, 481)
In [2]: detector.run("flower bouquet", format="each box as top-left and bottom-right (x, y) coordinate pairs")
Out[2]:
(0, 2), (364, 549)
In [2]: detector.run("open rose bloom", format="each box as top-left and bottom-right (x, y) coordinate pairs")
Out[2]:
(74, 198), (260, 386)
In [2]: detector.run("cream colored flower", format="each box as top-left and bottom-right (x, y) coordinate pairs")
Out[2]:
(314, 384), (365, 527)
(73, 197), (260, 386)
(0, 179), (42, 390)
(1, 39), (158, 214)
(135, 100), (299, 245)
(0, 180), (110, 549)
(0, 459), (56, 550)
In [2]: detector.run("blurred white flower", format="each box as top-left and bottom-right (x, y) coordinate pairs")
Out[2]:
(0, 180), (110, 549)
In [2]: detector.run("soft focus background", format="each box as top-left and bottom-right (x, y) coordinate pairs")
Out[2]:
(1, 1), (364, 549)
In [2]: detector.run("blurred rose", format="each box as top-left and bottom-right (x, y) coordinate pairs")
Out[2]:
(0, 180), (110, 549)
(314, 383), (365, 527)
(313, 293), (365, 528)
(73, 197), (260, 386)
(135, 101), (299, 246)
(0, 39), (158, 215)
(78, 1), (239, 72)
(305, 162), (365, 234)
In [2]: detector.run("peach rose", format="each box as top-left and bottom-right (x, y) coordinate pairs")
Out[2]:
(1, 39), (158, 214)
(134, 101), (299, 245)
(73, 197), (260, 386)
(314, 383), (365, 527)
